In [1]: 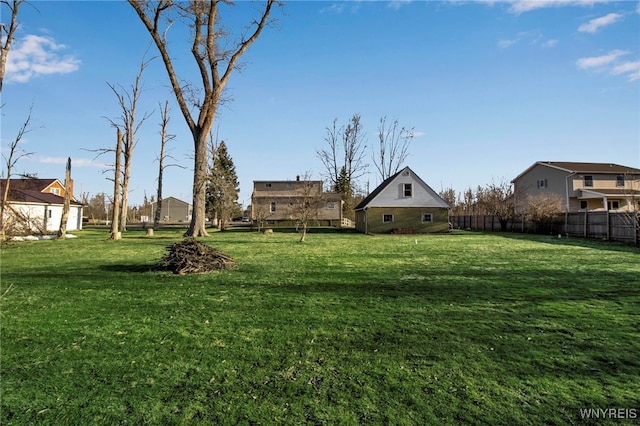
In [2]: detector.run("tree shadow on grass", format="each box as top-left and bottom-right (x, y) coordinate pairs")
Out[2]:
(98, 263), (162, 273)
(490, 231), (640, 254)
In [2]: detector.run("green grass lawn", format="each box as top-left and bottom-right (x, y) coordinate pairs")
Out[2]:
(1, 229), (639, 425)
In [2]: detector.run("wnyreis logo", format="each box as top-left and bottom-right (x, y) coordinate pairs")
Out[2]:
(579, 408), (637, 420)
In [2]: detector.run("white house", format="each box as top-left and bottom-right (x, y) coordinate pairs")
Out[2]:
(0, 178), (83, 233)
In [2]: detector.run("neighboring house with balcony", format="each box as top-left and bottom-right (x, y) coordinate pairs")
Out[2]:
(0, 178), (83, 233)
(511, 161), (640, 213)
(251, 176), (343, 227)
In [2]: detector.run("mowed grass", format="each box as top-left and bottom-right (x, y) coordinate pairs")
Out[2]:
(1, 229), (639, 425)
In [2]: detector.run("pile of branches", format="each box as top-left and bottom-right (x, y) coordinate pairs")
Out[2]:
(160, 238), (236, 275)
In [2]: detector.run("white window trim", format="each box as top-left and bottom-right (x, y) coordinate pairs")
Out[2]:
(382, 214), (394, 223)
(270, 201), (277, 213)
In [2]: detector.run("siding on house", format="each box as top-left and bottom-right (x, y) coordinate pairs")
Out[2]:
(512, 161), (640, 213)
(356, 207), (449, 234)
(150, 197), (192, 222)
(354, 167), (450, 234)
(251, 179), (343, 226)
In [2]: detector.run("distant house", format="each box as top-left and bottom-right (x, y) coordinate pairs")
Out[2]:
(354, 166), (450, 234)
(0, 178), (83, 233)
(511, 161), (640, 213)
(251, 176), (343, 227)
(150, 196), (192, 223)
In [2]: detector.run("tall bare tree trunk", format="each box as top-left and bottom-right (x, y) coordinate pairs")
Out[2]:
(187, 128), (210, 237)
(110, 129), (123, 240)
(57, 158), (72, 238)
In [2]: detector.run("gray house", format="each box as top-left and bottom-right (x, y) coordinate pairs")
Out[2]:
(150, 196), (192, 223)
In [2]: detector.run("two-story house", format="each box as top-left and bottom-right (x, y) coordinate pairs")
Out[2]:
(512, 161), (640, 213)
(251, 176), (343, 227)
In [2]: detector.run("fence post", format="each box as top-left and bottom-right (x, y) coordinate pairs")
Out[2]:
(584, 210), (588, 238)
(606, 211), (610, 241)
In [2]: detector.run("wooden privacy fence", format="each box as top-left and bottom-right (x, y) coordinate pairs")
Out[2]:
(450, 211), (639, 244)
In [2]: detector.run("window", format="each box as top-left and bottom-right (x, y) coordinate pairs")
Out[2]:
(403, 183), (412, 197)
(580, 200), (588, 210)
(270, 202), (277, 213)
(422, 213), (433, 223)
(537, 179), (548, 188)
(47, 209), (52, 218)
(265, 183), (272, 188)
(50, 187), (61, 195)
(607, 200), (620, 210)
(616, 175), (625, 187)
(383, 214), (394, 223)
(584, 175), (593, 187)
(326, 202), (335, 210)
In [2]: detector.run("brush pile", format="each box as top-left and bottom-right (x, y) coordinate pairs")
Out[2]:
(160, 238), (236, 274)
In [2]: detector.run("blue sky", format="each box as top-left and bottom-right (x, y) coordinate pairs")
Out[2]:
(2, 0), (639, 208)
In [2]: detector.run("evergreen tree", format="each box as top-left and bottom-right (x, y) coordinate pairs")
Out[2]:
(207, 140), (240, 230)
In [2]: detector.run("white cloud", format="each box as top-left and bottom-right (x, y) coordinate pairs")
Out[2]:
(611, 61), (640, 81)
(388, 0), (413, 10)
(37, 157), (107, 168)
(5, 34), (80, 83)
(497, 38), (518, 48)
(576, 49), (628, 69)
(506, 0), (610, 14)
(577, 51), (639, 82)
(497, 31), (557, 49)
(578, 12), (623, 33)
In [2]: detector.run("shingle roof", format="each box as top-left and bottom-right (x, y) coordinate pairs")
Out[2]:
(0, 178), (59, 192)
(539, 161), (640, 174)
(0, 187), (82, 206)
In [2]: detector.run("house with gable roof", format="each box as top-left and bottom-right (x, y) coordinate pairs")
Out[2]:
(354, 166), (450, 234)
(0, 178), (83, 233)
(511, 161), (640, 213)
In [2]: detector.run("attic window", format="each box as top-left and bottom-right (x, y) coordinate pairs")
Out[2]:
(50, 187), (61, 195)
(326, 202), (335, 210)
(537, 179), (548, 189)
(403, 183), (412, 197)
(265, 183), (272, 188)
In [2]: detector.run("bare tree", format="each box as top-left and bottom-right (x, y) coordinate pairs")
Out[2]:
(316, 114), (367, 220)
(0, 0), (27, 93)
(520, 193), (564, 234)
(289, 173), (323, 243)
(128, 0), (280, 237)
(475, 178), (515, 232)
(106, 56), (152, 232)
(1, 106), (34, 239)
(153, 100), (182, 228)
(56, 157), (72, 238)
(109, 129), (123, 240)
(372, 116), (414, 182)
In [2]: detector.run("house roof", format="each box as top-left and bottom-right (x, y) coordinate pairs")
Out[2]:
(1, 178), (60, 192)
(512, 161), (640, 182)
(150, 196), (191, 206)
(0, 187), (83, 206)
(355, 166), (450, 210)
